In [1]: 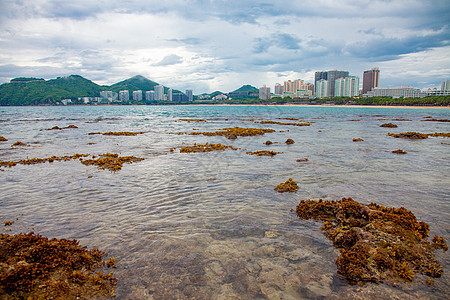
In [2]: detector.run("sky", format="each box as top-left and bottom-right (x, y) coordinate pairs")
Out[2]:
(0, 0), (449, 94)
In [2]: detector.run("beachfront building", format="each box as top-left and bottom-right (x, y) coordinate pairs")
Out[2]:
(315, 79), (328, 98)
(362, 67), (380, 95)
(315, 70), (349, 97)
(173, 93), (188, 102)
(259, 85), (271, 100)
(296, 89), (312, 97)
(145, 91), (155, 101)
(422, 88), (450, 96)
(274, 83), (283, 96)
(186, 89), (193, 101)
(119, 90), (129, 102)
(441, 80), (450, 91)
(167, 88), (173, 101)
(132, 90), (142, 101)
(100, 91), (118, 102)
(335, 76), (360, 97)
(363, 86), (422, 98)
(154, 85), (164, 101)
(213, 94), (228, 100)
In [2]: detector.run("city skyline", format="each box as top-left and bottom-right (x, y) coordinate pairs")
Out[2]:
(0, 1), (449, 93)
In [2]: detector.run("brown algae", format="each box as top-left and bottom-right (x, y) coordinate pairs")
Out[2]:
(88, 131), (145, 136)
(274, 178), (299, 193)
(246, 150), (280, 157)
(392, 149), (407, 154)
(295, 198), (448, 284)
(0, 232), (116, 299)
(255, 120), (312, 126)
(380, 123), (398, 128)
(178, 118), (207, 123)
(80, 153), (144, 172)
(44, 125), (78, 130)
(285, 138), (295, 144)
(178, 143), (238, 153)
(386, 132), (450, 139)
(179, 127), (276, 140)
(11, 141), (28, 147)
(0, 154), (90, 168)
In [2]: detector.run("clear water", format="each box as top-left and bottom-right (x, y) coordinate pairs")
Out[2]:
(0, 105), (449, 299)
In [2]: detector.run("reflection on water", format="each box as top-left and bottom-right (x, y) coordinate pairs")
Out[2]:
(0, 105), (449, 299)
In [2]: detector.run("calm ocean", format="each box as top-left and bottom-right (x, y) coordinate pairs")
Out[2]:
(1, 105), (449, 299)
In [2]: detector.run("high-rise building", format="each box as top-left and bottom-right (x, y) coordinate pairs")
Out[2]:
(99, 91), (118, 102)
(335, 76), (360, 97)
(274, 83), (283, 95)
(186, 89), (193, 101)
(154, 85), (164, 101)
(167, 88), (173, 101)
(362, 67), (380, 95)
(315, 70), (349, 97)
(441, 80), (450, 91)
(315, 79), (328, 98)
(132, 90), (142, 101)
(259, 85), (271, 100)
(145, 91), (155, 101)
(118, 90), (129, 102)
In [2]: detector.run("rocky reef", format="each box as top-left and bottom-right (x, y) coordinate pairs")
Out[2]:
(380, 123), (398, 128)
(80, 153), (144, 172)
(392, 149), (407, 154)
(246, 150), (280, 157)
(178, 143), (238, 153)
(387, 132), (450, 139)
(88, 131), (145, 136)
(0, 136), (8, 142)
(275, 178), (299, 193)
(0, 232), (116, 299)
(295, 198), (447, 284)
(44, 125), (78, 130)
(179, 127), (275, 140)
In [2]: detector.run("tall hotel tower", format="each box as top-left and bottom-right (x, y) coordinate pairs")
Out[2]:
(315, 70), (349, 97)
(362, 67), (380, 95)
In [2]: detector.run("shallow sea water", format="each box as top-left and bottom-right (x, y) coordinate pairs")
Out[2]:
(0, 105), (449, 299)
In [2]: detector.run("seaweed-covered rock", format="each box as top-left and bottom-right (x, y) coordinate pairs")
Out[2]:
(246, 150), (279, 157)
(295, 198), (447, 284)
(285, 139), (295, 145)
(392, 149), (407, 154)
(0, 232), (116, 299)
(179, 127), (275, 140)
(179, 143), (237, 153)
(0, 136), (8, 142)
(88, 131), (145, 136)
(387, 132), (428, 139)
(380, 123), (398, 128)
(275, 178), (299, 193)
(80, 153), (144, 171)
(353, 138), (364, 142)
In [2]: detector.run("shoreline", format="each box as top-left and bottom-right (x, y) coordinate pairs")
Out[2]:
(191, 103), (450, 109)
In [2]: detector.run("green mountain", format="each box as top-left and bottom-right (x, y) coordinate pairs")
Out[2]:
(109, 75), (159, 93)
(231, 85), (258, 93)
(0, 75), (101, 106)
(0, 74), (176, 105)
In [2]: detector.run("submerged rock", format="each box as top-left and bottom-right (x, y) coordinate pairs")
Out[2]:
(295, 198), (447, 284)
(275, 178), (299, 193)
(179, 143), (238, 153)
(0, 232), (116, 299)
(380, 123), (398, 128)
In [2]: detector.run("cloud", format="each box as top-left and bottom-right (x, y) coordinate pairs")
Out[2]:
(0, 0), (450, 92)
(153, 54), (183, 66)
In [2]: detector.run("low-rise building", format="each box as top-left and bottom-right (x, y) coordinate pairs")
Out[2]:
(363, 86), (422, 98)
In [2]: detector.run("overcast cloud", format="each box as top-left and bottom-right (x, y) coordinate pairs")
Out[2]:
(0, 0), (449, 93)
